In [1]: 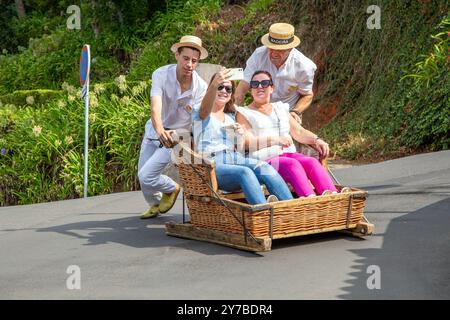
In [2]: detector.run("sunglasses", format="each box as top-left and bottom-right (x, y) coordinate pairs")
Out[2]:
(249, 80), (273, 89)
(217, 85), (233, 93)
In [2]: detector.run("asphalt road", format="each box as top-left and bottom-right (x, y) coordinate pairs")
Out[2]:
(1, 150), (449, 299)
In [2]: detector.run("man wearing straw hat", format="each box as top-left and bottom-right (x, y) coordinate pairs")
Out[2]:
(235, 22), (317, 125)
(138, 35), (208, 219)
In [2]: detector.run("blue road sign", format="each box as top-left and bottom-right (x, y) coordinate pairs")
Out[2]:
(79, 44), (90, 88)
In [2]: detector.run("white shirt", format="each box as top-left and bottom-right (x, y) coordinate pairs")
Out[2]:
(191, 105), (237, 155)
(243, 46), (317, 110)
(237, 101), (296, 155)
(150, 64), (207, 131)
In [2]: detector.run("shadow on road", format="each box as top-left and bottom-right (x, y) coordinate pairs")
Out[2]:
(35, 211), (371, 256)
(271, 231), (365, 251)
(338, 197), (450, 299)
(36, 213), (259, 257)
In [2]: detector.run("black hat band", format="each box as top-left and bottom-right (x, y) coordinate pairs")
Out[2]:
(268, 35), (294, 45)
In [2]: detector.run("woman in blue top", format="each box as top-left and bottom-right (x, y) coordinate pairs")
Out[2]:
(192, 69), (293, 205)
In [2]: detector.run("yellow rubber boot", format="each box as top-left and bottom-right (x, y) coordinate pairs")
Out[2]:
(159, 183), (180, 214)
(140, 205), (160, 219)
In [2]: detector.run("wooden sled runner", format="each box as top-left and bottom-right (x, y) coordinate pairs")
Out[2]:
(166, 142), (374, 252)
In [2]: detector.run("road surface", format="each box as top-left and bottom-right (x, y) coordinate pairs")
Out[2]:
(1, 150), (449, 299)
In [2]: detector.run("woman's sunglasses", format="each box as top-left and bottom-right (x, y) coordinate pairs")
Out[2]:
(217, 85), (233, 93)
(249, 80), (273, 89)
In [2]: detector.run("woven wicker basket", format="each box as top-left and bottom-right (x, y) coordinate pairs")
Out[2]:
(175, 142), (367, 239)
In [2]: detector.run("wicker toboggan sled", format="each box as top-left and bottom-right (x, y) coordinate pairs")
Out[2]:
(165, 142), (374, 252)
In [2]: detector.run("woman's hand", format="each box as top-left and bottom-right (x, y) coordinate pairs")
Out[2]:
(315, 138), (330, 158)
(199, 68), (233, 120)
(212, 68), (233, 88)
(290, 111), (301, 124)
(276, 135), (293, 148)
(232, 123), (245, 152)
(234, 123), (245, 135)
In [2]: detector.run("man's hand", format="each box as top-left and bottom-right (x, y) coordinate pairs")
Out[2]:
(156, 127), (175, 148)
(292, 93), (314, 115)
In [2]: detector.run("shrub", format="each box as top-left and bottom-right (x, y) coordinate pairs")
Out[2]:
(0, 89), (62, 107)
(0, 77), (150, 206)
(317, 1), (449, 159)
(128, 0), (221, 80)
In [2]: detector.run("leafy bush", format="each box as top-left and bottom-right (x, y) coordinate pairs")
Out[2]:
(313, 1), (449, 160)
(0, 0), (171, 94)
(400, 15), (450, 150)
(1, 0), (448, 206)
(0, 89), (62, 107)
(128, 0), (221, 80)
(0, 77), (150, 206)
(0, 29), (86, 94)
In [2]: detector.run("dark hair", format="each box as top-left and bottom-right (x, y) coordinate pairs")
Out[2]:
(208, 73), (236, 114)
(177, 46), (201, 58)
(251, 70), (273, 83)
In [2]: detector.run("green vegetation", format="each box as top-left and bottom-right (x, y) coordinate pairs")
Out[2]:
(0, 89), (62, 106)
(128, 0), (221, 80)
(0, 0), (169, 94)
(0, 0), (221, 205)
(0, 79), (150, 205)
(306, 1), (449, 160)
(0, 0), (448, 205)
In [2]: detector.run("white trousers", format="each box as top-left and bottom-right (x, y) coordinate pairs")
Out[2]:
(137, 120), (177, 206)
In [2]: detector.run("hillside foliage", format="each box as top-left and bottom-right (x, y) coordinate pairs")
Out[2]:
(0, 0), (448, 205)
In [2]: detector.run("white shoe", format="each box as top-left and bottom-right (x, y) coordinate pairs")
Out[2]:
(322, 190), (333, 196)
(307, 194), (316, 197)
(341, 187), (352, 193)
(267, 195), (279, 203)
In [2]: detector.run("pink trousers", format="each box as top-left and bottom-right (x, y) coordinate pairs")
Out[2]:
(267, 152), (337, 197)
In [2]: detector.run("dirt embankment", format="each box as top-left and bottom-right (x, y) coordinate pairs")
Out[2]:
(197, 2), (341, 133)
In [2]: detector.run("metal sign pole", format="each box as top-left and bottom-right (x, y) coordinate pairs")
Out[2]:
(84, 78), (89, 199)
(80, 44), (91, 199)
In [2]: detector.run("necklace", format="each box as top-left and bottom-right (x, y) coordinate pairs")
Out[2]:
(250, 102), (272, 116)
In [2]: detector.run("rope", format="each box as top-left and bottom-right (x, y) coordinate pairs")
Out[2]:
(187, 161), (261, 245)
(326, 164), (372, 225)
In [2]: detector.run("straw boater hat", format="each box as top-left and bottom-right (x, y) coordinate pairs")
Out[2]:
(170, 35), (208, 60)
(261, 23), (301, 50)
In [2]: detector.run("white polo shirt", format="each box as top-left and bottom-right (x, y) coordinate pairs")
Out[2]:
(150, 64), (207, 131)
(243, 46), (317, 110)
